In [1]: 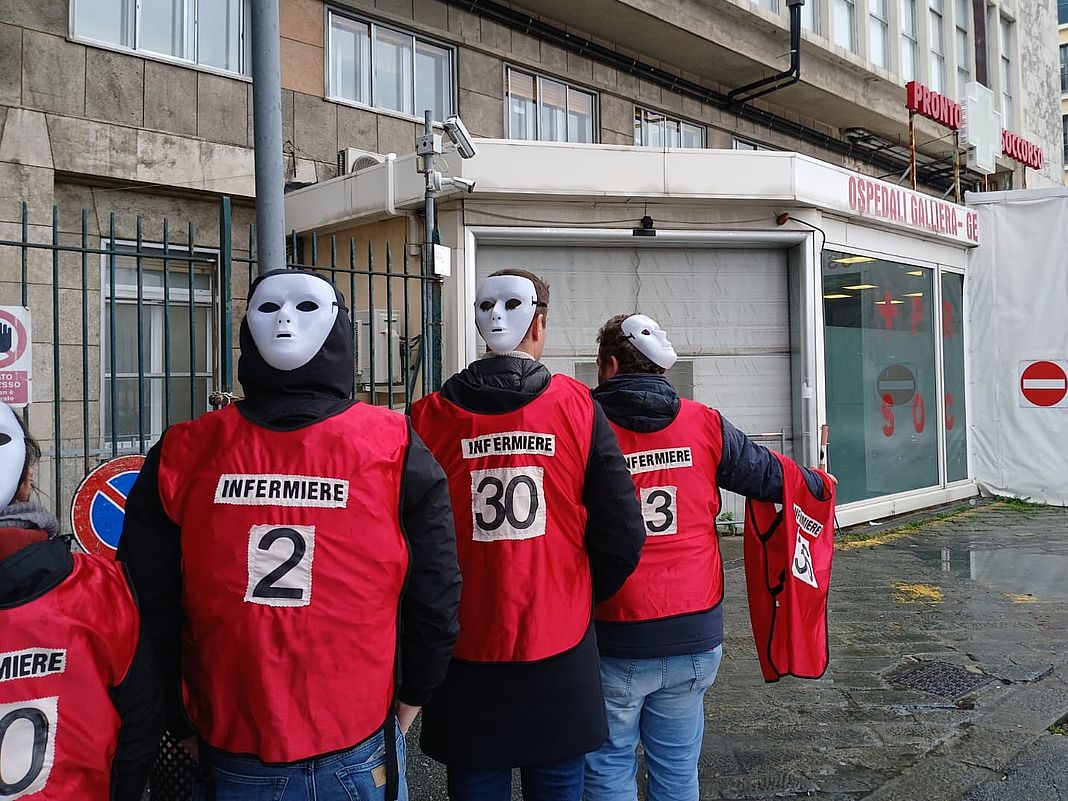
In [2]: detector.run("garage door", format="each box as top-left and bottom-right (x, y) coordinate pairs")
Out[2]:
(475, 244), (795, 453)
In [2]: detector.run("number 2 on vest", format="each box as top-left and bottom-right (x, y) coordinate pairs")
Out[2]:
(640, 485), (678, 536)
(245, 525), (316, 607)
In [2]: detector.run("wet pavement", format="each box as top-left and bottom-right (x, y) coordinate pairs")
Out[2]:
(406, 500), (1068, 800)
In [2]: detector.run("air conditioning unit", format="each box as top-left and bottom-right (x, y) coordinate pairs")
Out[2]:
(338, 148), (385, 175)
(355, 308), (402, 387)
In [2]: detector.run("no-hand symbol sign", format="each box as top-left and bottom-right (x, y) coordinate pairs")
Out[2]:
(70, 455), (146, 559)
(0, 306), (32, 406)
(1019, 361), (1068, 408)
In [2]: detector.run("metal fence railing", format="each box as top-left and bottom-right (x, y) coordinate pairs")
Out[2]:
(0, 196), (442, 532)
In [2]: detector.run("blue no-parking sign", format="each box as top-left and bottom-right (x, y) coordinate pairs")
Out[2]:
(70, 455), (146, 559)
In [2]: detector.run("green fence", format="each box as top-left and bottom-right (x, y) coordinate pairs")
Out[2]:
(0, 196), (441, 529)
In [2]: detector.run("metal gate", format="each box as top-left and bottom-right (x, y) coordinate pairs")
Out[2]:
(0, 196), (442, 532)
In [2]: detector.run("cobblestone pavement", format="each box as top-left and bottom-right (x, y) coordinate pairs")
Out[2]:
(406, 500), (1068, 800)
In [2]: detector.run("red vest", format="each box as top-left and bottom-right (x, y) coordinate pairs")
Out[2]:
(744, 454), (835, 681)
(595, 400), (724, 623)
(0, 553), (140, 800)
(411, 374), (593, 663)
(158, 403), (410, 762)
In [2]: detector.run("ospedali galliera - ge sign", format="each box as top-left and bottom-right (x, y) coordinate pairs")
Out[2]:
(906, 81), (963, 130)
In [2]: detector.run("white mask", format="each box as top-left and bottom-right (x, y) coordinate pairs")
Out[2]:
(474, 275), (540, 355)
(621, 314), (678, 370)
(247, 273), (339, 371)
(0, 403), (26, 509)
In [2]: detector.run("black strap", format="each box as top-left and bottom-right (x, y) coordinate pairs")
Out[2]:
(385, 714), (400, 801)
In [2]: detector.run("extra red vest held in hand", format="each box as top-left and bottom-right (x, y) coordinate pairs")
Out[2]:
(158, 403), (411, 762)
(744, 453), (835, 681)
(596, 399), (725, 623)
(411, 374), (593, 663)
(0, 553), (140, 800)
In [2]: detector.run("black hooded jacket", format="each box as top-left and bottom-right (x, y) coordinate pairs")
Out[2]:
(417, 355), (646, 769)
(1, 511), (163, 801)
(118, 270), (461, 750)
(592, 373), (826, 659)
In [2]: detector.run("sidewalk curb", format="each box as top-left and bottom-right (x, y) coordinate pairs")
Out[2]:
(862, 664), (1068, 800)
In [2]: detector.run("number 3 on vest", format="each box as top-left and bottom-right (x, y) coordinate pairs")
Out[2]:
(244, 525), (316, 607)
(640, 485), (678, 536)
(470, 467), (546, 542)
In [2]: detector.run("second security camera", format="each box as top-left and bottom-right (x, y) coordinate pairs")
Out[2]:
(443, 115), (479, 159)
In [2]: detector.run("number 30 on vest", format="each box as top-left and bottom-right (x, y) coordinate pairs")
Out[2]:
(470, 466), (546, 542)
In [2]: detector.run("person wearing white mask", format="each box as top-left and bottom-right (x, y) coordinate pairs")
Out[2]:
(584, 314), (834, 801)
(409, 269), (646, 801)
(0, 402), (163, 800)
(118, 269), (461, 801)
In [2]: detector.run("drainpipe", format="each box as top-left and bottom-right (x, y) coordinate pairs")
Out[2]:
(727, 0), (804, 107)
(385, 153), (398, 216)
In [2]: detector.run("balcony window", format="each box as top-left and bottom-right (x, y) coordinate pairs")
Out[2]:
(73, 0), (250, 75)
(327, 9), (455, 122)
(634, 108), (705, 148)
(506, 67), (597, 144)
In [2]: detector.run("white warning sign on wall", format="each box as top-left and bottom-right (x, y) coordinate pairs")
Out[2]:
(0, 306), (32, 407)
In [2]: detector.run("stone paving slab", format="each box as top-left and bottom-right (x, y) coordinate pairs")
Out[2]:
(404, 501), (1068, 799)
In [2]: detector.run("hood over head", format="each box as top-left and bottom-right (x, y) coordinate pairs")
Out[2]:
(237, 269), (354, 427)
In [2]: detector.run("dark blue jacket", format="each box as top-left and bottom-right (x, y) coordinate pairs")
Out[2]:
(592, 373), (825, 660)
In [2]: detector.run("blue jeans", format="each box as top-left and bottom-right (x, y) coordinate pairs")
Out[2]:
(192, 727), (408, 801)
(584, 646), (723, 801)
(447, 755), (585, 801)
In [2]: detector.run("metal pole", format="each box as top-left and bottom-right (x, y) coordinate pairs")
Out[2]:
(421, 110), (438, 392)
(908, 110), (917, 191)
(250, 0), (285, 276)
(953, 131), (962, 204)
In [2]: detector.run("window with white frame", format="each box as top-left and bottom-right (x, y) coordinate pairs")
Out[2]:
(833, 0), (857, 51)
(928, 0), (946, 93)
(900, 0), (918, 81)
(634, 108), (705, 148)
(73, 0), (250, 75)
(506, 68), (596, 144)
(1000, 16), (1014, 124)
(327, 9), (455, 122)
(733, 138), (771, 150)
(801, 0), (819, 33)
(102, 245), (215, 450)
(955, 0), (971, 94)
(869, 0), (890, 69)
(1061, 44), (1068, 94)
(754, 0), (780, 11)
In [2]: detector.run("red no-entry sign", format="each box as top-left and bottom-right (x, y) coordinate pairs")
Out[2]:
(1020, 361), (1068, 408)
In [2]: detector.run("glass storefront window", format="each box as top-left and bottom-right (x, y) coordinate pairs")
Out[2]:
(941, 272), (968, 481)
(823, 252), (940, 503)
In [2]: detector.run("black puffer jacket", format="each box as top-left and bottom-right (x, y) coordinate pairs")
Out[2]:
(418, 355), (646, 769)
(592, 373), (825, 659)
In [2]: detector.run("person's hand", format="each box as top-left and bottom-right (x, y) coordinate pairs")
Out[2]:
(395, 701), (421, 735)
(0, 323), (11, 353)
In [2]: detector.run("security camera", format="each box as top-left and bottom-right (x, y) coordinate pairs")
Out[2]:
(428, 173), (476, 194)
(449, 176), (476, 193)
(443, 115), (479, 159)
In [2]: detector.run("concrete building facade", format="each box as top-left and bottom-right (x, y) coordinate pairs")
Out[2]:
(0, 0), (1062, 529)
